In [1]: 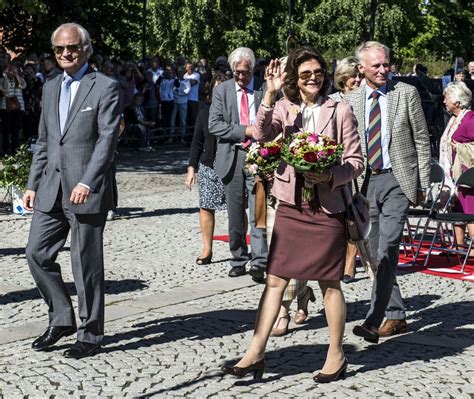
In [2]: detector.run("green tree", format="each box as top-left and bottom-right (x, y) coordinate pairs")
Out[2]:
(0, 0), (472, 71)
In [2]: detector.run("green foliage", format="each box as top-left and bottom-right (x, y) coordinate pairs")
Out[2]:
(0, 0), (144, 58)
(0, 144), (33, 191)
(0, 0), (473, 66)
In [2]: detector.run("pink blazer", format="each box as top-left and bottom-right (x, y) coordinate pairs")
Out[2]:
(254, 97), (364, 214)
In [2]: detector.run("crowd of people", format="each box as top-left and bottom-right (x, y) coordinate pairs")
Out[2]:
(1, 39), (473, 156)
(12, 20), (474, 384)
(0, 43), (229, 156)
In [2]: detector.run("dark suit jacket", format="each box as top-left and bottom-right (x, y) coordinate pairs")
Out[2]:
(208, 77), (264, 181)
(27, 68), (121, 214)
(188, 103), (216, 168)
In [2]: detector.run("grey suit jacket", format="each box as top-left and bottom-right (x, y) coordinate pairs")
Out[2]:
(27, 68), (121, 214)
(208, 77), (264, 181)
(346, 80), (431, 204)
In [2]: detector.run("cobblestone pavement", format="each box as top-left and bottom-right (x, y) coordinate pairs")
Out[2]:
(0, 146), (473, 398)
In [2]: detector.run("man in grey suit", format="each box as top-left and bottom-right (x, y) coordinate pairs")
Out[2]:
(347, 41), (431, 343)
(23, 23), (121, 358)
(209, 47), (268, 281)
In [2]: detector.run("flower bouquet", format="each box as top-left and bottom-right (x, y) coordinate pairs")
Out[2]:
(281, 131), (344, 201)
(245, 139), (283, 178)
(245, 138), (283, 228)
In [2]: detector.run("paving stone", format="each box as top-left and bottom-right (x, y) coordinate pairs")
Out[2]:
(0, 147), (473, 397)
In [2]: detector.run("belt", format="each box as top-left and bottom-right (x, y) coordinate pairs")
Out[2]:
(371, 168), (392, 175)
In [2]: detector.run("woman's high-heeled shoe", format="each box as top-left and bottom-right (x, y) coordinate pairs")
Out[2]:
(270, 314), (290, 337)
(313, 358), (348, 383)
(221, 358), (265, 380)
(294, 286), (316, 325)
(196, 252), (212, 265)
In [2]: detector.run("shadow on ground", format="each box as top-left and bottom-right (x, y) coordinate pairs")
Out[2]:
(104, 295), (471, 396)
(0, 279), (148, 304)
(116, 146), (189, 174)
(115, 207), (199, 219)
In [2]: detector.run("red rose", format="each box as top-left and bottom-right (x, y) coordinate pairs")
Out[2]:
(303, 152), (318, 163)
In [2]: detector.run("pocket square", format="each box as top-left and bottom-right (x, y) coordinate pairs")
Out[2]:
(80, 107), (93, 112)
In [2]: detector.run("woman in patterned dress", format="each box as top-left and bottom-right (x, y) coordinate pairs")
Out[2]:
(185, 73), (230, 264)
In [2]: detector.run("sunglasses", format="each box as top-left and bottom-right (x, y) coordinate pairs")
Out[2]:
(53, 44), (83, 55)
(233, 70), (252, 78)
(299, 69), (325, 81)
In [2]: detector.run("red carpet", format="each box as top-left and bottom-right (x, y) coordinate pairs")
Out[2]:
(214, 235), (474, 283)
(398, 244), (474, 282)
(214, 234), (250, 244)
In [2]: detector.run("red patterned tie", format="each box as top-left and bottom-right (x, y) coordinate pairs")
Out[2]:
(240, 87), (250, 126)
(367, 91), (383, 170)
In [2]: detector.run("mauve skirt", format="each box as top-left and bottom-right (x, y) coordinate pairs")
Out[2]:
(267, 200), (347, 281)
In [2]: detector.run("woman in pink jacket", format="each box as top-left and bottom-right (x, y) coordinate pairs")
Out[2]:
(222, 46), (364, 383)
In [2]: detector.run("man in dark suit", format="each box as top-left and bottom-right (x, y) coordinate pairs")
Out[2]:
(209, 47), (268, 282)
(347, 41), (431, 343)
(23, 23), (121, 358)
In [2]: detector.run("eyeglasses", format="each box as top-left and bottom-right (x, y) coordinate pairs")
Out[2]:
(233, 70), (252, 78)
(298, 69), (325, 81)
(53, 44), (83, 55)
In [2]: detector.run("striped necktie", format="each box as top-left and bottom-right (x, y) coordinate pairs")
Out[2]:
(367, 91), (383, 170)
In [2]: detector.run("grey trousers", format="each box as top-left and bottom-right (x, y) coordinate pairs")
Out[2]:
(223, 149), (268, 269)
(365, 172), (409, 327)
(25, 193), (107, 344)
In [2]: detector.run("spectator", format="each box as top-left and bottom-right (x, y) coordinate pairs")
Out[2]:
(2, 62), (26, 155)
(158, 64), (177, 133)
(439, 82), (474, 245)
(184, 61), (200, 138)
(197, 58), (211, 101)
(454, 69), (465, 82)
(121, 63), (143, 109)
(42, 55), (61, 81)
(148, 56), (163, 83)
(467, 61), (474, 81)
(169, 67), (190, 144)
(388, 63), (401, 79)
(141, 71), (159, 123)
(124, 93), (155, 152)
(22, 63), (43, 141)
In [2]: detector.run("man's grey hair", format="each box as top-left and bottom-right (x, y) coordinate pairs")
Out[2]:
(444, 81), (472, 110)
(51, 23), (94, 58)
(355, 41), (390, 65)
(228, 47), (255, 72)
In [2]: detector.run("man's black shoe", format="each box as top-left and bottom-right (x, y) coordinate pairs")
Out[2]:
(228, 266), (246, 277)
(353, 323), (379, 344)
(32, 325), (77, 351)
(63, 341), (101, 359)
(249, 265), (265, 283)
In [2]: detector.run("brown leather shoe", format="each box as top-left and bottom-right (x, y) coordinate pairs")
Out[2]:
(378, 319), (407, 337)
